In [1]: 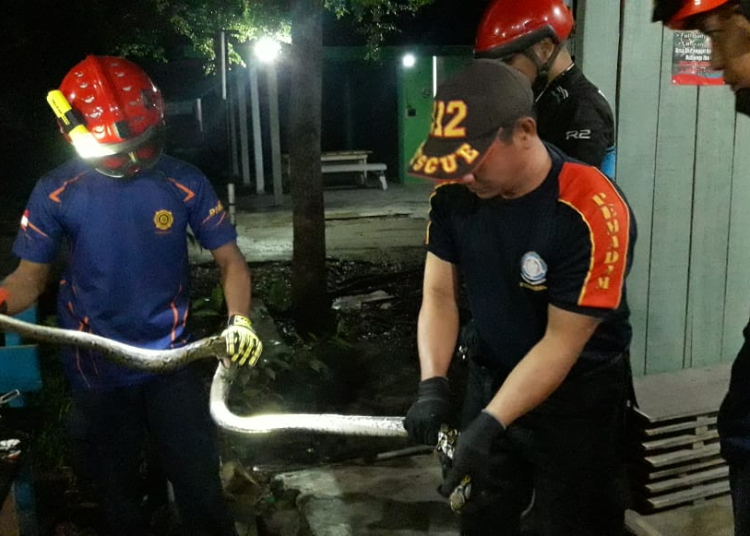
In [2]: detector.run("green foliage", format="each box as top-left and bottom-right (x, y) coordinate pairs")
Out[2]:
(260, 277), (291, 312)
(28, 364), (73, 472)
(191, 283), (227, 318)
(228, 345), (329, 415)
(325, 0), (434, 59)
(26, 336), (73, 473)
(107, 0), (291, 68)
(101, 0), (433, 67)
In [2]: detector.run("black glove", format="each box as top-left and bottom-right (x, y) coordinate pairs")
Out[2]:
(439, 410), (505, 497)
(403, 377), (456, 446)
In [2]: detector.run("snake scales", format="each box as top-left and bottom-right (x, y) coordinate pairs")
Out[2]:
(0, 314), (407, 438)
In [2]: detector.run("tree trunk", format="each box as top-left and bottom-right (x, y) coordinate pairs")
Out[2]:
(289, 0), (331, 333)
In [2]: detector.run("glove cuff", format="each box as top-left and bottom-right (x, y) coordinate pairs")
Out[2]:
(0, 287), (9, 315)
(476, 410), (506, 439)
(227, 314), (253, 329)
(417, 376), (451, 398)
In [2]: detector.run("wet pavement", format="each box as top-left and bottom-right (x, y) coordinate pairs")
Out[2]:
(190, 182), (434, 266)
(272, 454), (457, 536)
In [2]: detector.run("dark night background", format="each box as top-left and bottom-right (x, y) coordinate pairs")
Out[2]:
(0, 0), (489, 213)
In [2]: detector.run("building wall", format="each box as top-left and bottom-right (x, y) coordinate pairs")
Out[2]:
(397, 52), (472, 184)
(398, 57), (434, 184)
(579, 0), (750, 375)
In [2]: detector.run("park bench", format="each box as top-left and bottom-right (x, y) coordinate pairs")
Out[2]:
(282, 150), (389, 191)
(321, 151), (387, 190)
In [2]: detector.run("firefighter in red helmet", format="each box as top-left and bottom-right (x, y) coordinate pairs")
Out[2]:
(50, 55), (167, 178)
(475, 0), (617, 178)
(653, 2), (750, 534)
(654, 0), (750, 115)
(0, 55), (262, 535)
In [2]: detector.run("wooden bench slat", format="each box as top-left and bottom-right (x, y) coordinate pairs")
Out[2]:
(321, 163), (388, 190)
(640, 430), (719, 451)
(645, 466), (729, 494)
(644, 480), (730, 510)
(632, 364), (730, 423)
(644, 442), (721, 468)
(639, 416), (716, 437)
(644, 456), (726, 481)
(321, 163), (387, 173)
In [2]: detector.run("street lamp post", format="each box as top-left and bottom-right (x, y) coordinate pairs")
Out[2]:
(248, 62), (264, 194)
(254, 37), (284, 206)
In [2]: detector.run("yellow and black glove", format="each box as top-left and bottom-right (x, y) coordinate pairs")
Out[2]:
(222, 314), (263, 367)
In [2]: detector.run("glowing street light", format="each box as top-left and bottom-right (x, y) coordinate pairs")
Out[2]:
(402, 53), (417, 68)
(254, 37), (282, 64)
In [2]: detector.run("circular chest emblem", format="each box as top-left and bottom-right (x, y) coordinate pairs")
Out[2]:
(520, 251), (547, 285)
(154, 210), (174, 231)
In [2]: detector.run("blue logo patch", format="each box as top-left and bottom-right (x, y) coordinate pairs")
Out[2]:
(520, 251), (547, 286)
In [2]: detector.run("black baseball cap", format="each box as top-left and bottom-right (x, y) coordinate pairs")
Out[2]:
(408, 60), (534, 181)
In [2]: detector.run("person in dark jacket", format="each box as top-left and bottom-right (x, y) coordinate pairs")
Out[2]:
(653, 1), (750, 534)
(475, 0), (617, 178)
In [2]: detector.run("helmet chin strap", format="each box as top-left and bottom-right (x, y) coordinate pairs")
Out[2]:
(523, 43), (564, 99)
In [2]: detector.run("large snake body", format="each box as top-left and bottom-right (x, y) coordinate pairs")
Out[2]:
(0, 314), (408, 438)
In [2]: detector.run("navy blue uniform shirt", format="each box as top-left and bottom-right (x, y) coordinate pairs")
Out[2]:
(13, 155), (237, 390)
(425, 145), (635, 373)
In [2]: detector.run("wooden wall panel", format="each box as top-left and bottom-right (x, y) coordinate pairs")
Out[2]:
(644, 34), (698, 374)
(535, 0), (748, 375)
(615, 0), (664, 374)
(722, 115), (750, 362)
(593, 2), (747, 375)
(576, 0), (621, 116)
(685, 89), (736, 368)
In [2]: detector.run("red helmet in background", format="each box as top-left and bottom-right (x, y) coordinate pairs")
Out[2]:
(55, 55), (165, 178)
(652, 0), (736, 29)
(475, 0), (575, 59)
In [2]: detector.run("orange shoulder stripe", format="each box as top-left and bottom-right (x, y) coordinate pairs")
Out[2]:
(168, 178), (196, 202)
(557, 163), (631, 309)
(27, 221), (50, 238)
(49, 173), (85, 203)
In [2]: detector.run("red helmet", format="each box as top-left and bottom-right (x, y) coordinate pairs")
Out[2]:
(56, 55), (165, 177)
(475, 0), (575, 59)
(652, 0), (734, 29)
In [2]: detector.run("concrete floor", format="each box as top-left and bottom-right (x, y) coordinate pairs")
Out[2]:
(191, 181), (435, 265)
(272, 456), (734, 536)
(626, 495), (734, 536)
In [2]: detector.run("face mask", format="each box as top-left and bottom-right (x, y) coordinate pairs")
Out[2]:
(736, 88), (750, 116)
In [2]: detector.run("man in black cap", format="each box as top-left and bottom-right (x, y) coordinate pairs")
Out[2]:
(403, 60), (637, 536)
